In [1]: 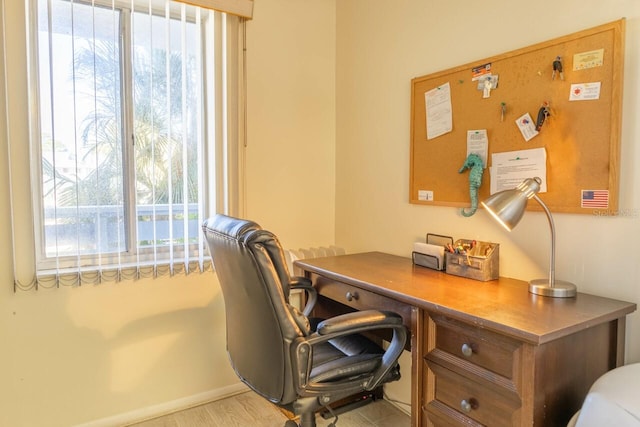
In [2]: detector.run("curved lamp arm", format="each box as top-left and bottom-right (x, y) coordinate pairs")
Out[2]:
(532, 194), (556, 287)
(482, 177), (576, 298)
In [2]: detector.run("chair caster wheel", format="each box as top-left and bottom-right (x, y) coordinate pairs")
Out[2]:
(284, 420), (299, 427)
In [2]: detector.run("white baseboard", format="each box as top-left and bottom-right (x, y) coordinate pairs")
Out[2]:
(73, 383), (249, 427)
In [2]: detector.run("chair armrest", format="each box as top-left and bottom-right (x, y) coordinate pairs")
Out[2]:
(315, 310), (403, 335)
(296, 310), (407, 393)
(289, 276), (317, 316)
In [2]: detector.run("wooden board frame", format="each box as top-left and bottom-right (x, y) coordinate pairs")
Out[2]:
(409, 19), (625, 214)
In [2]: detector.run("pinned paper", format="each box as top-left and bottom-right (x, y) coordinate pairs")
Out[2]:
(573, 49), (604, 71)
(425, 82), (452, 140)
(466, 130), (488, 168)
(515, 112), (538, 141)
(490, 148), (547, 194)
(418, 190), (434, 201)
(471, 62), (492, 81)
(569, 82), (601, 101)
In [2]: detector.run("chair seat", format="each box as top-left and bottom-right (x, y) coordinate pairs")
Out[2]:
(309, 322), (398, 384)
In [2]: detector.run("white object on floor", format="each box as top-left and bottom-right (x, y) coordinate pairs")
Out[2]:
(568, 363), (640, 427)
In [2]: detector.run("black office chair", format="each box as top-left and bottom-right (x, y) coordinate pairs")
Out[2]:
(202, 214), (407, 427)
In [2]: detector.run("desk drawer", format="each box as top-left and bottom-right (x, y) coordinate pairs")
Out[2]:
(426, 362), (520, 427)
(430, 315), (521, 380)
(313, 276), (412, 329)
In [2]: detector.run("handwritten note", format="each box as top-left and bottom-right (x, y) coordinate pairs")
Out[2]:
(425, 82), (452, 140)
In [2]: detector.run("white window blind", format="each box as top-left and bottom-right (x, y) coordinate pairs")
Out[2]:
(6, 0), (245, 290)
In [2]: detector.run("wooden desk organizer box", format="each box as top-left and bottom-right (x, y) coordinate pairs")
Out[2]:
(445, 239), (499, 281)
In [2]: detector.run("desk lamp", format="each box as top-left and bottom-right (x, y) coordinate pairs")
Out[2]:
(481, 177), (577, 298)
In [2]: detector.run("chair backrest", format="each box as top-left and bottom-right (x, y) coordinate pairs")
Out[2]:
(202, 214), (307, 404)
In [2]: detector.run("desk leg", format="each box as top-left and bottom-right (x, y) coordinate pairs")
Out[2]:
(411, 306), (423, 427)
(615, 317), (627, 367)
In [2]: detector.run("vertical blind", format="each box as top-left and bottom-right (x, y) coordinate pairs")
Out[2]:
(7, 0), (245, 290)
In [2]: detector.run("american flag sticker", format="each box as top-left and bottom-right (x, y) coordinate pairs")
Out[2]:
(581, 190), (609, 208)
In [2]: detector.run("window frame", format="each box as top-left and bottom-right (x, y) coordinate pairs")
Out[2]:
(28, 0), (211, 272)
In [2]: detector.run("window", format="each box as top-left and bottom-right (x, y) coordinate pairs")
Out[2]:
(12, 0), (245, 288)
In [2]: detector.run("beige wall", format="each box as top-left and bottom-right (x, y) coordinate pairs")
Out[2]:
(0, 0), (336, 426)
(335, 0), (640, 363)
(244, 1), (337, 248)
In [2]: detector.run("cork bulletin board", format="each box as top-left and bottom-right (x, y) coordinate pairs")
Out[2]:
(409, 19), (625, 214)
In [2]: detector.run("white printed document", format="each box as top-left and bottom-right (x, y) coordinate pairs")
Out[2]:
(466, 129), (488, 168)
(490, 148), (547, 194)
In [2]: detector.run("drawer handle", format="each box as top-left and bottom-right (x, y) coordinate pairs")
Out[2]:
(460, 398), (476, 413)
(345, 291), (359, 302)
(461, 343), (473, 357)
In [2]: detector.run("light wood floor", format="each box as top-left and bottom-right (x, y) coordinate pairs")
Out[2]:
(127, 391), (410, 427)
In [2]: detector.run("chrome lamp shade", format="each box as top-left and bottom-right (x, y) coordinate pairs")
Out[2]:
(481, 177), (577, 298)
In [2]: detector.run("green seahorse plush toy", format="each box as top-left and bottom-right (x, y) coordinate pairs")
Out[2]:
(458, 153), (484, 217)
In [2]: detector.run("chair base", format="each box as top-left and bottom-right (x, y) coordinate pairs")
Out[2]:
(299, 412), (317, 427)
(319, 388), (380, 419)
(283, 389), (382, 427)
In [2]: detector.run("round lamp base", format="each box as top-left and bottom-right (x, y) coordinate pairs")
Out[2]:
(529, 279), (577, 298)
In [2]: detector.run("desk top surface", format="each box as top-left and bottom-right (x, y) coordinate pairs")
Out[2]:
(295, 252), (636, 344)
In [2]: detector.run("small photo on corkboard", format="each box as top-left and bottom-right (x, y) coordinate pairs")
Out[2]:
(409, 19), (624, 214)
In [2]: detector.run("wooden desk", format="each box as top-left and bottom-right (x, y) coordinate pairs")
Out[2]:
(295, 252), (636, 427)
